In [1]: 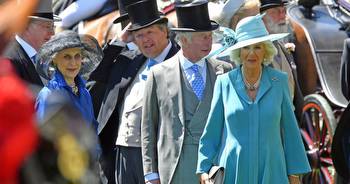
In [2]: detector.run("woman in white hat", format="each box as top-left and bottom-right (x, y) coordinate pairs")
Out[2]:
(35, 30), (102, 133)
(197, 14), (310, 184)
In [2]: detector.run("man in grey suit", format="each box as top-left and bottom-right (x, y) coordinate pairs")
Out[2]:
(96, 0), (179, 183)
(141, 1), (232, 184)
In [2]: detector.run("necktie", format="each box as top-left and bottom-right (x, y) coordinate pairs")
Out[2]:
(190, 64), (204, 100)
(141, 59), (158, 80)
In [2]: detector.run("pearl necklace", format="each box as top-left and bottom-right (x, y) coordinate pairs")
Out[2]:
(241, 67), (262, 91)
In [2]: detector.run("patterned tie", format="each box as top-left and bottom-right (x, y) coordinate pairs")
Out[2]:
(141, 58), (158, 80)
(190, 64), (204, 100)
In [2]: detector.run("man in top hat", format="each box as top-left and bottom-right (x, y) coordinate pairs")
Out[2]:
(260, 0), (295, 43)
(95, 0), (179, 183)
(4, 0), (58, 87)
(141, 1), (232, 183)
(259, 0), (305, 119)
(88, 0), (142, 117)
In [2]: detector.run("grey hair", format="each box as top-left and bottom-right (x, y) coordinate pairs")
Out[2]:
(174, 32), (193, 47)
(229, 41), (277, 66)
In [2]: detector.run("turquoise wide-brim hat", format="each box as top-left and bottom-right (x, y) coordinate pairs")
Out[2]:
(217, 14), (289, 57)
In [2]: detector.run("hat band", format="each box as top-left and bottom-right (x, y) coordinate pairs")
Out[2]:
(31, 13), (54, 20)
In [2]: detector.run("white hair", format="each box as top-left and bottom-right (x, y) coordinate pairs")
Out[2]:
(174, 32), (193, 47)
(229, 41), (277, 66)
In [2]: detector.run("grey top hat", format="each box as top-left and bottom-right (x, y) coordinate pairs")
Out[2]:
(25, 0), (61, 22)
(36, 30), (103, 80)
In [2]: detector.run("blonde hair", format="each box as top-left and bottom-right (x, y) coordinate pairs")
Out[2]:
(229, 40), (277, 66)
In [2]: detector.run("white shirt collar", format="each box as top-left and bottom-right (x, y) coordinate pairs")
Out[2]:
(15, 35), (37, 59)
(179, 50), (206, 70)
(151, 41), (172, 63)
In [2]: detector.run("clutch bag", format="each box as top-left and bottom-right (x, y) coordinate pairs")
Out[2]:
(208, 165), (224, 184)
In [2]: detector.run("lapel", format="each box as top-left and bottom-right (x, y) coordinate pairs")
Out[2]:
(97, 54), (146, 133)
(232, 66), (272, 104)
(12, 41), (43, 86)
(255, 67), (271, 102)
(165, 53), (185, 126)
(165, 41), (180, 60)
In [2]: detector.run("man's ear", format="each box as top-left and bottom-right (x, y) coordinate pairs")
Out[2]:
(180, 36), (188, 48)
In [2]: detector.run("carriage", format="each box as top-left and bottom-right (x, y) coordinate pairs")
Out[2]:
(287, 0), (349, 183)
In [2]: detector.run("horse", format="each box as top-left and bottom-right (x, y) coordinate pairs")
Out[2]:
(75, 0), (178, 46)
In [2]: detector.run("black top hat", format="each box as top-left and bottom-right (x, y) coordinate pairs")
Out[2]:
(123, 0), (168, 31)
(28, 0), (61, 22)
(171, 0), (219, 32)
(260, 0), (288, 12)
(332, 104), (350, 180)
(113, 0), (141, 23)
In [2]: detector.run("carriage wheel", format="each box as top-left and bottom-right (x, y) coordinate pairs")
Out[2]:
(300, 94), (337, 184)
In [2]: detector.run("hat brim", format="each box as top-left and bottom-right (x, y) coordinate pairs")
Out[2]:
(113, 11), (166, 24)
(29, 14), (62, 22)
(113, 13), (129, 24)
(219, 33), (289, 57)
(170, 20), (219, 32)
(127, 17), (168, 31)
(260, 1), (289, 12)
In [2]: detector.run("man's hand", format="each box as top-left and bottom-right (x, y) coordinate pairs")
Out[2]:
(199, 173), (211, 184)
(145, 179), (161, 184)
(120, 23), (134, 43)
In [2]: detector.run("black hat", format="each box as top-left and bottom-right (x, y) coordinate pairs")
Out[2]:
(113, 0), (141, 23)
(28, 0), (61, 22)
(124, 0), (168, 31)
(260, 0), (288, 12)
(171, 0), (219, 32)
(331, 104), (350, 180)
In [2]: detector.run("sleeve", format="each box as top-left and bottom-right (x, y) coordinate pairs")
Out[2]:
(196, 75), (225, 174)
(35, 87), (51, 124)
(141, 70), (160, 175)
(280, 74), (311, 175)
(58, 0), (108, 28)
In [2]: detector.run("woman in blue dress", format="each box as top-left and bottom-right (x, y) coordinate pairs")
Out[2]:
(197, 14), (310, 184)
(35, 30), (101, 135)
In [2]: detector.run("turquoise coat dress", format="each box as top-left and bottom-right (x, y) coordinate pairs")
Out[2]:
(196, 66), (310, 184)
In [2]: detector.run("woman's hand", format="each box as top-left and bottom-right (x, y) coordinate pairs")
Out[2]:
(288, 175), (300, 184)
(199, 173), (211, 184)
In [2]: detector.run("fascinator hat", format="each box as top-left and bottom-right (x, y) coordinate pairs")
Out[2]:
(209, 14), (289, 57)
(36, 30), (103, 80)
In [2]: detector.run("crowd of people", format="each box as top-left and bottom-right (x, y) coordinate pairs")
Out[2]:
(1, 0), (349, 184)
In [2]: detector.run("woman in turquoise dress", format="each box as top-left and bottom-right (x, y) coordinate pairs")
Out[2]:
(197, 14), (310, 184)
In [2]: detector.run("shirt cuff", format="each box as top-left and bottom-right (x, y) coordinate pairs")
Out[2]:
(144, 173), (159, 181)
